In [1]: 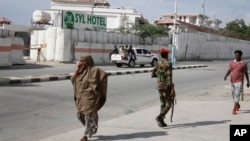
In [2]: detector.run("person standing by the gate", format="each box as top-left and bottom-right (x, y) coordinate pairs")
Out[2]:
(71, 55), (108, 141)
(109, 45), (119, 59)
(151, 48), (175, 127)
(224, 50), (249, 115)
(128, 45), (136, 64)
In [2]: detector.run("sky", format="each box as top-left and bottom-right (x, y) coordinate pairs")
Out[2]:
(0, 0), (250, 28)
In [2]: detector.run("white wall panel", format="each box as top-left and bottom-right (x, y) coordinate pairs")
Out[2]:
(84, 30), (91, 42)
(102, 32), (108, 44)
(78, 30), (85, 42)
(55, 29), (72, 62)
(30, 30), (38, 61)
(97, 31), (103, 43)
(37, 30), (46, 61)
(117, 33), (122, 44)
(90, 31), (97, 43)
(46, 27), (57, 61)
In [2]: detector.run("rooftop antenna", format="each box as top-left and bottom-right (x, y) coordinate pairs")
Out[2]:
(201, 0), (205, 15)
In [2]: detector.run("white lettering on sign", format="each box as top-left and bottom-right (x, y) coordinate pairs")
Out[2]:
(63, 10), (107, 30)
(234, 129), (247, 136)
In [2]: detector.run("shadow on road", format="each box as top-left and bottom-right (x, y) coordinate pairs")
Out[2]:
(241, 110), (250, 114)
(0, 83), (39, 87)
(0, 63), (54, 70)
(165, 120), (231, 129)
(94, 131), (168, 140)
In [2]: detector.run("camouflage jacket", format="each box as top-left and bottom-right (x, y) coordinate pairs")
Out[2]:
(151, 58), (172, 89)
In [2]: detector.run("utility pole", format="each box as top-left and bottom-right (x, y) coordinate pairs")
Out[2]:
(171, 0), (178, 67)
(201, 0), (205, 15)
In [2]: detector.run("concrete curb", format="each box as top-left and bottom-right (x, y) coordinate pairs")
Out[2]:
(0, 64), (208, 86)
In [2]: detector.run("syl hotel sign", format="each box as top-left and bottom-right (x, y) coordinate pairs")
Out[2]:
(63, 10), (107, 30)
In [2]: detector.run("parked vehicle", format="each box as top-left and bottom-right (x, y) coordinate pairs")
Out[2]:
(111, 47), (159, 67)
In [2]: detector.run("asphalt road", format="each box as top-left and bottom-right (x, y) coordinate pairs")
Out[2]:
(0, 61), (230, 141)
(0, 60), (210, 78)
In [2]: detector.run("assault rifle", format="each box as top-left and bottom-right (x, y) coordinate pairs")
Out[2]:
(170, 97), (176, 122)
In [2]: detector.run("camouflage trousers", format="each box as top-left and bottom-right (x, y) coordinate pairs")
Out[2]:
(77, 112), (98, 137)
(158, 89), (172, 116)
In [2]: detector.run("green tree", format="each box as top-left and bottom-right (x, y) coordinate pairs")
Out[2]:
(246, 25), (250, 37)
(111, 23), (141, 34)
(136, 24), (169, 44)
(225, 19), (247, 35)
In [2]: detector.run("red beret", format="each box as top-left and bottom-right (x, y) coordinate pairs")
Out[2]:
(160, 48), (169, 53)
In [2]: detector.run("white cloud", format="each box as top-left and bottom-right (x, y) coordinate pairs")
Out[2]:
(244, 13), (250, 26)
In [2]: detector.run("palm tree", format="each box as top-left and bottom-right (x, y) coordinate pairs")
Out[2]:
(110, 23), (169, 44)
(135, 23), (169, 44)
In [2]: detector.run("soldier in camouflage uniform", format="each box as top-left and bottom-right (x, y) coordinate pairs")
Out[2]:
(152, 48), (173, 127)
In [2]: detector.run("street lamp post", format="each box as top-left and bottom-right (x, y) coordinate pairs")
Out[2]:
(171, 0), (178, 67)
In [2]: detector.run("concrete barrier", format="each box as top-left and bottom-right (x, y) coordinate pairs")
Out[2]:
(0, 38), (12, 67)
(9, 37), (25, 64)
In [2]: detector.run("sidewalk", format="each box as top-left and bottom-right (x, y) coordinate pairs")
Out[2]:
(40, 99), (250, 141)
(38, 68), (250, 141)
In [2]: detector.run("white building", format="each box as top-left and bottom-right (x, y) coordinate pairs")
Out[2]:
(32, 0), (147, 31)
(155, 0), (221, 31)
(155, 13), (221, 31)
